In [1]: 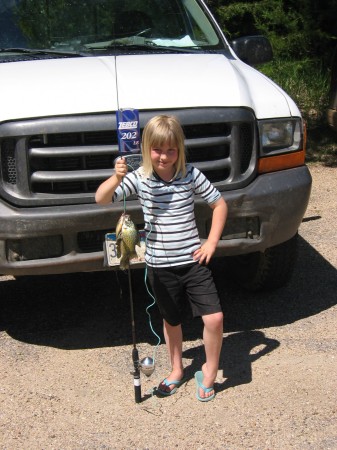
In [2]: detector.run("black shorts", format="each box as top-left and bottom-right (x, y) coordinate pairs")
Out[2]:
(146, 262), (222, 326)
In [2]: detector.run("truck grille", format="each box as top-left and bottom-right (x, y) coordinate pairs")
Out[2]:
(0, 108), (257, 206)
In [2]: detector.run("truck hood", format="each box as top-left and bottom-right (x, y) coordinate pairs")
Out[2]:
(0, 53), (300, 122)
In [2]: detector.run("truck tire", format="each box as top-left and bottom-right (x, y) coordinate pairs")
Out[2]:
(226, 233), (298, 292)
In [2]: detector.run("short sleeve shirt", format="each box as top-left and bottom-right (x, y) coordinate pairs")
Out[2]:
(113, 164), (221, 267)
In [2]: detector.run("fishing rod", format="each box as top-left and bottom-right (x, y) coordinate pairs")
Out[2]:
(120, 159), (156, 402)
(119, 156), (156, 403)
(127, 264), (141, 403)
(115, 108), (156, 403)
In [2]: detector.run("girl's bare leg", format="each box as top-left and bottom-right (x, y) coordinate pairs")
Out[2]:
(199, 311), (224, 399)
(158, 320), (184, 393)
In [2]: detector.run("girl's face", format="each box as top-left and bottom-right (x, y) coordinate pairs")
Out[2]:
(150, 141), (178, 180)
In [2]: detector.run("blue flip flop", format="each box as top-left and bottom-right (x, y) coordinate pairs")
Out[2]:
(194, 371), (215, 402)
(156, 377), (185, 396)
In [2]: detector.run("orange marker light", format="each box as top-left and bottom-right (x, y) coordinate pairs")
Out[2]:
(258, 150), (306, 174)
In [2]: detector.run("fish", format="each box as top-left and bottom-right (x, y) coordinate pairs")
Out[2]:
(115, 213), (141, 270)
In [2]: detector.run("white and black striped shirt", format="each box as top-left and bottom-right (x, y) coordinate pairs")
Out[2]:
(114, 164), (221, 267)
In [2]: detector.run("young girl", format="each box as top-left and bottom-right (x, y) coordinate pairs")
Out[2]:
(95, 115), (228, 401)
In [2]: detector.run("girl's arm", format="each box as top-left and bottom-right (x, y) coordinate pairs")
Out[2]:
(193, 197), (228, 265)
(95, 157), (128, 205)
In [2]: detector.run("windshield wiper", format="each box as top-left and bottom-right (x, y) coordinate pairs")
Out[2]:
(0, 48), (88, 57)
(88, 41), (201, 54)
(150, 44), (204, 53)
(87, 42), (154, 51)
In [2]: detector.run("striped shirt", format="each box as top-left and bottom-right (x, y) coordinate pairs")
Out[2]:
(113, 164), (221, 268)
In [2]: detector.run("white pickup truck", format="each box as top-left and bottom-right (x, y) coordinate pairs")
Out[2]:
(0, 0), (311, 290)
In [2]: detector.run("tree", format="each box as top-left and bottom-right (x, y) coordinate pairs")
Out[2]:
(209, 0), (337, 65)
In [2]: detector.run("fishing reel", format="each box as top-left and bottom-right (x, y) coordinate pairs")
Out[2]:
(114, 154), (143, 171)
(131, 353), (155, 403)
(131, 348), (155, 378)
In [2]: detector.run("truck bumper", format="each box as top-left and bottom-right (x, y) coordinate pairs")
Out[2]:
(0, 166), (312, 276)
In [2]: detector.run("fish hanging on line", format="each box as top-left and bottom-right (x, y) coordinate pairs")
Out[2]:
(115, 213), (141, 270)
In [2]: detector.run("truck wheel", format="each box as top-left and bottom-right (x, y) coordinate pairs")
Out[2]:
(226, 233), (298, 292)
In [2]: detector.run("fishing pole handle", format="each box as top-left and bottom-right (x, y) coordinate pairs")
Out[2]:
(132, 346), (141, 403)
(134, 373), (142, 403)
(114, 154), (143, 171)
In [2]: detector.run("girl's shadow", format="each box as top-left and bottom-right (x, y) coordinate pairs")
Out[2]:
(182, 330), (280, 391)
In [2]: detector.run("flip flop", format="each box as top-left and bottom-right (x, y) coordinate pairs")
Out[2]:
(156, 377), (185, 396)
(194, 371), (215, 402)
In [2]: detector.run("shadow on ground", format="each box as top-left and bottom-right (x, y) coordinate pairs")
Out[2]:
(0, 236), (336, 350)
(182, 330), (280, 392)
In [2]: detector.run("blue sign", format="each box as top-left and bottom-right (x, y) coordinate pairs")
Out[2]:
(116, 108), (141, 153)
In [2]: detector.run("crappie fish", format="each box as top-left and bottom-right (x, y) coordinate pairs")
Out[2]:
(115, 213), (141, 270)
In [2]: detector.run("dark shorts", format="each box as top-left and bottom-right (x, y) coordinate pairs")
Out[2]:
(146, 262), (222, 326)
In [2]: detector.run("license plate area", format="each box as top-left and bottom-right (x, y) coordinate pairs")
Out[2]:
(104, 230), (146, 267)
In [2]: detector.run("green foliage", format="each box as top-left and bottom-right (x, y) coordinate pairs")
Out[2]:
(215, 1), (309, 58)
(261, 58), (330, 123)
(211, 0), (337, 66)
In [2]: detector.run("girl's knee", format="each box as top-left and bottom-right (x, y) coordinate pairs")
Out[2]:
(203, 311), (223, 330)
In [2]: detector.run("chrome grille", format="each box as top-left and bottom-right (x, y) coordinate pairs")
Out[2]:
(0, 108), (257, 206)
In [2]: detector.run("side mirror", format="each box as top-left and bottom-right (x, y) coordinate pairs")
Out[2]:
(230, 35), (273, 66)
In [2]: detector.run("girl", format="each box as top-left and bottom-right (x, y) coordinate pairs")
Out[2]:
(95, 115), (228, 401)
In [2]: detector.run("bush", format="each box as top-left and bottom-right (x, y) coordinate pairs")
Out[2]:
(260, 58), (330, 125)
(212, 0), (337, 65)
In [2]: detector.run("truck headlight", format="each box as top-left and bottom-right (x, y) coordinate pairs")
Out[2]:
(258, 118), (306, 174)
(259, 119), (302, 156)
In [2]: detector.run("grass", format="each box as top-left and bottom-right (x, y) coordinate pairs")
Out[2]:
(261, 58), (337, 167)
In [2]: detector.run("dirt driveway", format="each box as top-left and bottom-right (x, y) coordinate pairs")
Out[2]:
(0, 163), (336, 449)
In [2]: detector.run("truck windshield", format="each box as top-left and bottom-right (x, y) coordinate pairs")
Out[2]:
(0, 0), (225, 56)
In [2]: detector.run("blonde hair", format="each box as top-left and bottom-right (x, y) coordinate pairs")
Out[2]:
(141, 115), (186, 178)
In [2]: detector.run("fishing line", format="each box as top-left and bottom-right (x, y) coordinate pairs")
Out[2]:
(144, 221), (161, 360)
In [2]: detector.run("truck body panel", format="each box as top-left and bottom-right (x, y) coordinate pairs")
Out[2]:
(0, 54), (300, 122)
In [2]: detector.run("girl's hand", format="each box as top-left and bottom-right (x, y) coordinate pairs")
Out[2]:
(193, 241), (217, 265)
(194, 197), (227, 264)
(115, 157), (128, 180)
(95, 157), (128, 205)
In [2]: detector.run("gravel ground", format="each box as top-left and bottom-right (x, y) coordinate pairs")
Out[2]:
(0, 162), (336, 449)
